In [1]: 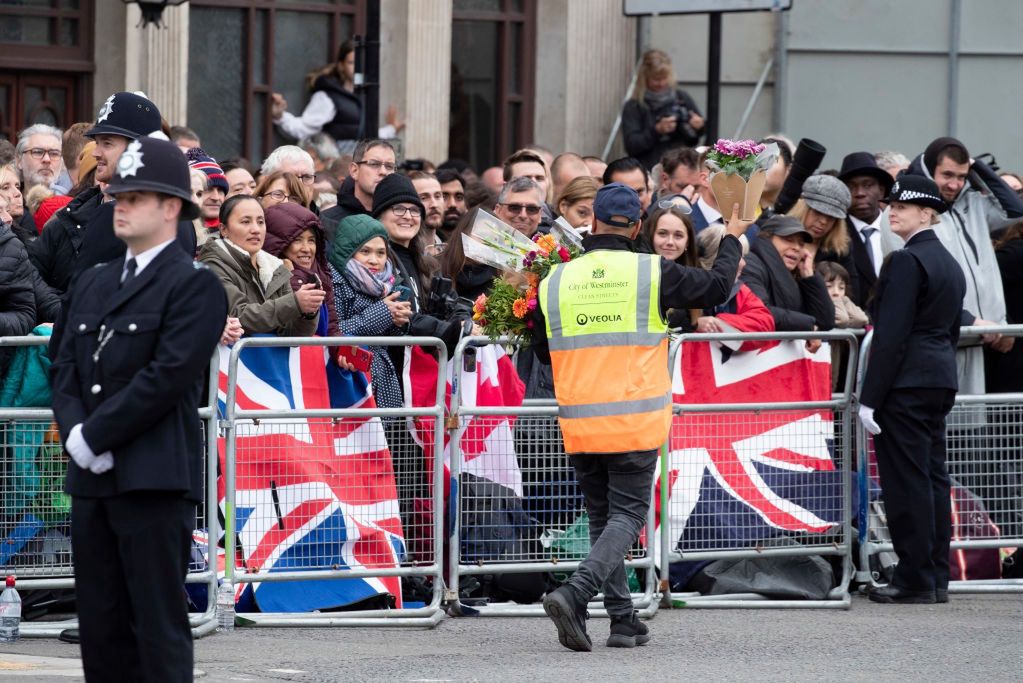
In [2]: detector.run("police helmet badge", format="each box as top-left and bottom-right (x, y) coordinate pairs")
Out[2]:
(117, 139), (145, 178)
(97, 94), (115, 123)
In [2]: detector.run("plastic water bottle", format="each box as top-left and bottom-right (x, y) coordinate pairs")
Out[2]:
(216, 582), (235, 632)
(0, 576), (20, 643)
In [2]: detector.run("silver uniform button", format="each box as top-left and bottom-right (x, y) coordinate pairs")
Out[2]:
(78, 323), (86, 332)
(90, 384), (102, 395)
(128, 323), (138, 332)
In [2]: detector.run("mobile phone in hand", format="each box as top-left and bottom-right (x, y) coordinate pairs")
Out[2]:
(339, 346), (373, 373)
(393, 285), (413, 302)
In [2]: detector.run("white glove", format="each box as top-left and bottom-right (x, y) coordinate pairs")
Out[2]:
(66, 423), (97, 470)
(858, 404), (882, 435)
(89, 452), (115, 474)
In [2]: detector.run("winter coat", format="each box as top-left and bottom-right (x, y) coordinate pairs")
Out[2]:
(0, 224), (39, 376)
(197, 236), (318, 337)
(330, 266), (404, 408)
(320, 177), (370, 245)
(27, 186), (104, 293)
(985, 238), (1023, 393)
(262, 202), (340, 338)
(741, 235), (835, 332)
(703, 281), (776, 351)
(621, 88), (703, 169)
(880, 155), (1023, 398)
(833, 295), (868, 329)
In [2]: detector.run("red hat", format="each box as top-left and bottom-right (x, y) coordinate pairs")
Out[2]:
(34, 195), (73, 234)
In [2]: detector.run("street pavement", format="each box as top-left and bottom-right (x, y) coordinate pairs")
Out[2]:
(1, 593), (1020, 681)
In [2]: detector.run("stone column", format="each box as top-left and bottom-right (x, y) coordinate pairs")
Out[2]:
(124, 3), (190, 126)
(402, 0), (452, 162)
(534, 0), (636, 157)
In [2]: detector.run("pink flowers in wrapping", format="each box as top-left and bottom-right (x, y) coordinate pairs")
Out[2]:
(713, 139), (766, 159)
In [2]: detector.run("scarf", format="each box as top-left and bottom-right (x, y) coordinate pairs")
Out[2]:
(643, 87), (676, 113)
(345, 258), (394, 298)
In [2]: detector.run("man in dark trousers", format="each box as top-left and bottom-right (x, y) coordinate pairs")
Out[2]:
(50, 137), (227, 681)
(858, 175), (966, 605)
(532, 184), (750, 650)
(838, 151), (893, 307)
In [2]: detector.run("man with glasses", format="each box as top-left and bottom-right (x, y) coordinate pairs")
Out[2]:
(494, 177), (545, 238)
(16, 124), (63, 194)
(503, 149), (555, 229)
(321, 139), (396, 242)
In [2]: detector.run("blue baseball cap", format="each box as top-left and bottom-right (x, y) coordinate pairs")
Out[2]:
(593, 182), (642, 228)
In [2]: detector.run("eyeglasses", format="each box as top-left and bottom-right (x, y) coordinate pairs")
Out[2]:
(264, 190), (304, 203)
(357, 160), (397, 173)
(501, 203), (542, 216)
(657, 194), (694, 214)
(295, 173), (315, 185)
(25, 148), (61, 160)
(390, 204), (423, 217)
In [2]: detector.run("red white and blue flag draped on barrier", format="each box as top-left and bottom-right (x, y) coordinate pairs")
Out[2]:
(404, 345), (526, 497)
(214, 337), (406, 612)
(657, 339), (841, 553)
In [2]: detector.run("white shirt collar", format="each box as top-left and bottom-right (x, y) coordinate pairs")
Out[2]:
(849, 213), (882, 232)
(696, 195), (722, 224)
(125, 238), (176, 278)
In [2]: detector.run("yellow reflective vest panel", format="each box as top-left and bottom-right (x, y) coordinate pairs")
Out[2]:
(539, 250), (670, 454)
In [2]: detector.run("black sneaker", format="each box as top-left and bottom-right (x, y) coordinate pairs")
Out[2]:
(543, 586), (592, 652)
(607, 611), (650, 648)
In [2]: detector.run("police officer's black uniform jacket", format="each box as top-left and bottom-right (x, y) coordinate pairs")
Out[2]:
(861, 229), (965, 408)
(50, 244), (227, 502)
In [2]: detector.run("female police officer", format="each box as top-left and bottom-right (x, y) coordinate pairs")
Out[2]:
(859, 175), (966, 604)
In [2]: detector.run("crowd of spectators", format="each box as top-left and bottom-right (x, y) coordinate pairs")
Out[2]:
(3, 43), (1023, 545)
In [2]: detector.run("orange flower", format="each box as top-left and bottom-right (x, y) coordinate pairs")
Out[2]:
(512, 298), (528, 318)
(536, 234), (558, 253)
(525, 272), (540, 287)
(526, 285), (538, 300)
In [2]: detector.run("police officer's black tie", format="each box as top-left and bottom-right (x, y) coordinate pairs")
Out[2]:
(121, 257), (137, 288)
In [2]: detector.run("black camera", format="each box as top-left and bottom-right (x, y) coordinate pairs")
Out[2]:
(407, 274), (474, 357)
(655, 101), (697, 140)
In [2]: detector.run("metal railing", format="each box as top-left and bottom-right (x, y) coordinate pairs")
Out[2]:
(660, 330), (860, 609)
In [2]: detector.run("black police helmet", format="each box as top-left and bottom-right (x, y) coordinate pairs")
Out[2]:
(85, 92), (163, 140)
(105, 137), (201, 220)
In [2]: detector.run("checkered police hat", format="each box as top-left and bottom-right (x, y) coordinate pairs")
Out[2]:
(886, 176), (947, 213)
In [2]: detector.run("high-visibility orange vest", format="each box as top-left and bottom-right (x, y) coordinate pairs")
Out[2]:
(539, 250), (670, 454)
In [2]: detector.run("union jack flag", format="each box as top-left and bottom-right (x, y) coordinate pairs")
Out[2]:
(404, 344), (526, 497)
(216, 338), (406, 612)
(656, 339), (842, 554)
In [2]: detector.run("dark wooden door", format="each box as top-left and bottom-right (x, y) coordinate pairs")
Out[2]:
(0, 0), (94, 142)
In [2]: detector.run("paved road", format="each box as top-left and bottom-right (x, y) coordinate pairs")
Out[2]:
(2, 594), (1021, 681)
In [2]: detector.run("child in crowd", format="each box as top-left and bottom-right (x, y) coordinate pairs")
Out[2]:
(816, 261), (869, 329)
(816, 260), (868, 389)
(327, 214), (412, 409)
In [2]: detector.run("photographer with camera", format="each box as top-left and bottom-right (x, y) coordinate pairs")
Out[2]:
(622, 49), (705, 170)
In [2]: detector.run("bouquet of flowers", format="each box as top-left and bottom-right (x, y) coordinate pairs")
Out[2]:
(470, 228), (582, 344)
(705, 138), (779, 221)
(459, 209), (538, 274)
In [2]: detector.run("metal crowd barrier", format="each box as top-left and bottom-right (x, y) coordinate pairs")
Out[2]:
(0, 336), (220, 638)
(660, 330), (860, 609)
(445, 336), (660, 619)
(219, 336), (448, 628)
(855, 324), (1023, 595)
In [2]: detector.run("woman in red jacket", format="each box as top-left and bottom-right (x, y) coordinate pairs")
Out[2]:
(694, 224), (775, 350)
